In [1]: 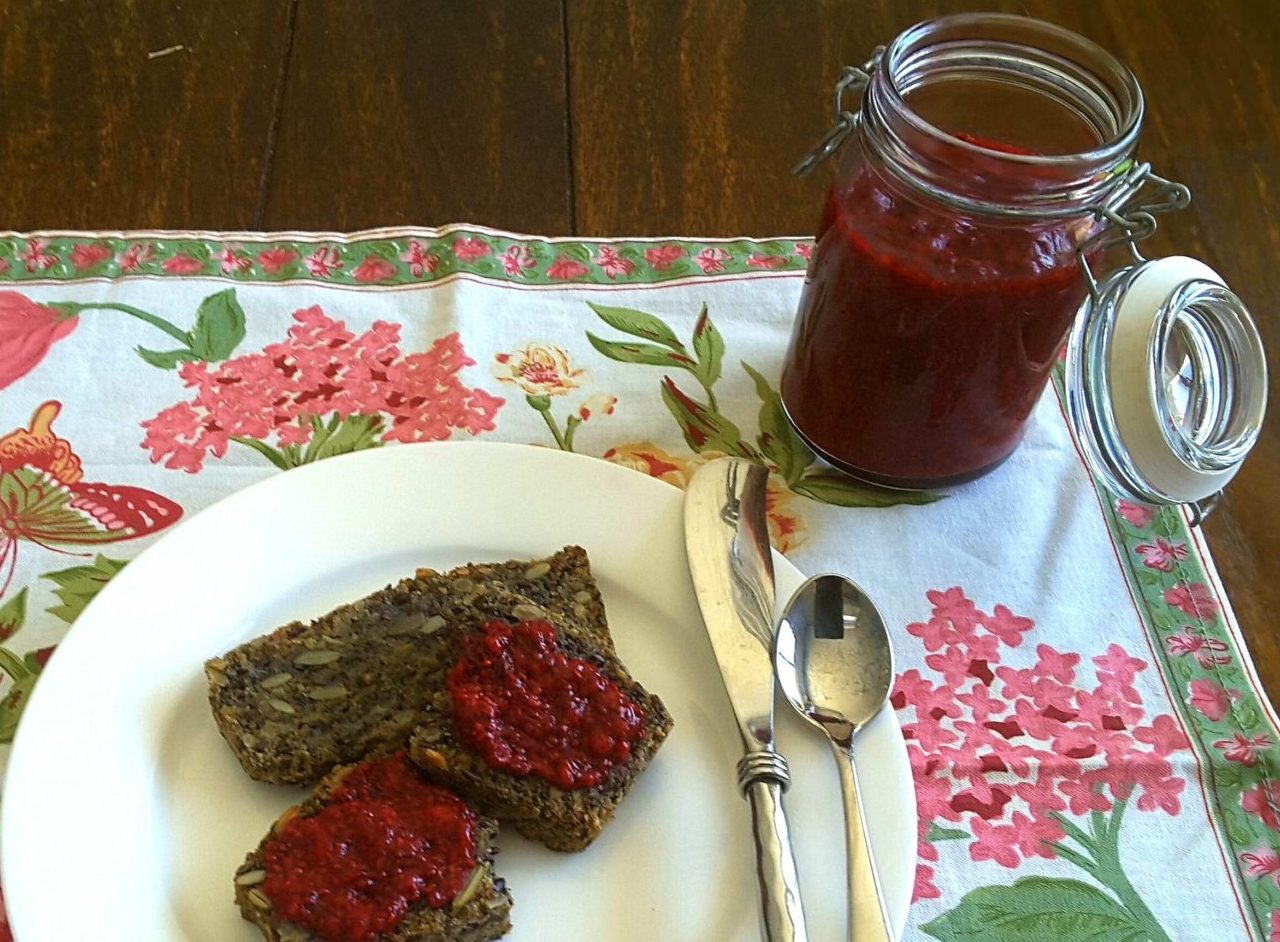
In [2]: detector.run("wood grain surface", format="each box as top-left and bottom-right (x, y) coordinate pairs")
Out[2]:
(0, 1), (294, 229)
(1, 0), (1276, 690)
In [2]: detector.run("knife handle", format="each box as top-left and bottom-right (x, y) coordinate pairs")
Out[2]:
(740, 753), (808, 942)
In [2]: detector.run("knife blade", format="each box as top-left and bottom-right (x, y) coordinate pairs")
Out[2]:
(684, 457), (808, 942)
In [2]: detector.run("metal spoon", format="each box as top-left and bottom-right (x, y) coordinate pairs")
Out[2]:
(775, 573), (896, 942)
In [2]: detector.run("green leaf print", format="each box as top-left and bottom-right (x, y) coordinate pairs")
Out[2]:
(137, 346), (199, 369)
(741, 360), (813, 485)
(41, 555), (129, 624)
(586, 333), (695, 370)
(691, 303), (725, 387)
(587, 302), (685, 351)
(660, 377), (756, 459)
(298, 414), (385, 464)
(586, 299), (937, 509)
(0, 589), (47, 744)
(921, 877), (1149, 942)
(188, 288), (247, 361)
(0, 588), (27, 643)
(927, 823), (970, 842)
(793, 470), (938, 507)
(0, 586), (27, 645)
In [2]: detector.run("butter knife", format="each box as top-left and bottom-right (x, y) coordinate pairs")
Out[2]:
(684, 457), (808, 942)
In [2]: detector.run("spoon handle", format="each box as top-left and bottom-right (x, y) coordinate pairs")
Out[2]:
(831, 739), (894, 942)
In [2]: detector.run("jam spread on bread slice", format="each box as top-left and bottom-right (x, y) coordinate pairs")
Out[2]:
(447, 620), (647, 789)
(261, 753), (478, 942)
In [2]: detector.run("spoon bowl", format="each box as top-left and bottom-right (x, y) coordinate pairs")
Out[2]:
(775, 573), (896, 941)
(776, 573), (895, 744)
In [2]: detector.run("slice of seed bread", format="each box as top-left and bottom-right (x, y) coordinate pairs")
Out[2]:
(235, 757), (512, 942)
(418, 545), (614, 656)
(207, 548), (610, 786)
(408, 630), (674, 853)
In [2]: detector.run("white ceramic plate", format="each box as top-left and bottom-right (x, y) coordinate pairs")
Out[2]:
(2, 442), (915, 942)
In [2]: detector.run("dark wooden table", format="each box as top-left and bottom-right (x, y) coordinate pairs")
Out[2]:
(3, 0), (1277, 687)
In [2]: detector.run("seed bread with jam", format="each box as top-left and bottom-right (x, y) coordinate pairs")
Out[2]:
(235, 754), (511, 942)
(206, 547), (612, 786)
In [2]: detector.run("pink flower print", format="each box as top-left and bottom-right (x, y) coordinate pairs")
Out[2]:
(1116, 498), (1156, 528)
(0, 257), (8, 275)
(1214, 732), (1272, 766)
(1272, 909), (1280, 942)
(1133, 715), (1189, 756)
(593, 246), (635, 280)
(896, 588), (1190, 876)
(1136, 771), (1184, 814)
(305, 246), (344, 277)
(1033, 644), (1080, 683)
(1164, 581), (1220, 621)
(912, 863), (940, 903)
(141, 308), (504, 472)
(926, 587), (981, 633)
(21, 238), (58, 273)
(119, 242), (155, 271)
(162, 253), (204, 275)
(400, 240), (439, 278)
(380, 333), (504, 442)
(903, 717), (959, 753)
(906, 615), (956, 653)
(0, 292), (79, 390)
(747, 252), (788, 269)
(219, 248), (253, 275)
(258, 248), (299, 275)
(354, 254), (397, 284)
(1093, 644), (1146, 686)
(1059, 774), (1113, 816)
(1029, 676), (1077, 715)
(577, 394), (617, 421)
(1166, 628), (1230, 667)
(1135, 537), (1188, 572)
(1243, 782), (1280, 831)
(1243, 847), (1280, 887)
(925, 644), (976, 689)
(956, 683), (1003, 724)
(644, 244), (686, 271)
(892, 669), (961, 720)
(987, 604), (1034, 647)
(1050, 724), (1099, 760)
(1007, 810), (1063, 861)
(794, 241), (814, 261)
(968, 818), (1020, 868)
(1188, 678), (1233, 721)
(694, 247), (731, 273)
(502, 245), (536, 277)
(452, 237), (492, 262)
(547, 256), (589, 280)
(71, 242), (112, 271)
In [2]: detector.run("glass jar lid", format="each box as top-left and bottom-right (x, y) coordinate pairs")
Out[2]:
(1064, 256), (1267, 507)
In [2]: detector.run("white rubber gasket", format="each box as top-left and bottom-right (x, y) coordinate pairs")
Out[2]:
(1107, 255), (1240, 503)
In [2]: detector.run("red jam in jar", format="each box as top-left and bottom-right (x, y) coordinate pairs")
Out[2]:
(781, 15), (1144, 489)
(781, 141), (1090, 488)
(261, 753), (478, 942)
(448, 619), (647, 789)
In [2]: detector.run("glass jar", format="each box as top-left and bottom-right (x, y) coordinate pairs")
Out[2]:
(781, 13), (1266, 507)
